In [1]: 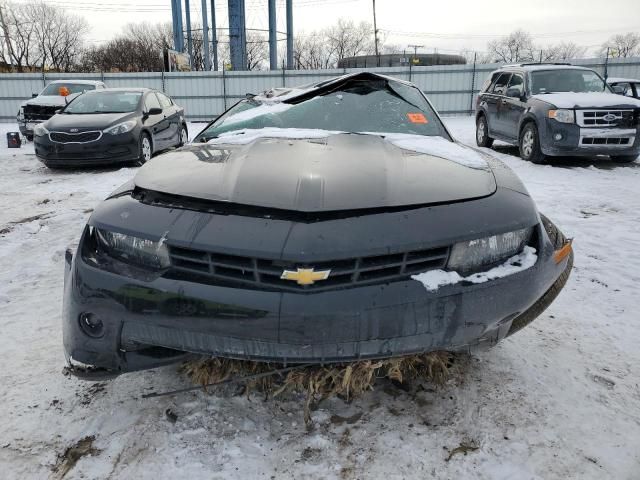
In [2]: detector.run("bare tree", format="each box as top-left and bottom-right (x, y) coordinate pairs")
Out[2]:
(487, 30), (536, 63)
(326, 19), (375, 63)
(544, 41), (587, 61)
(600, 32), (640, 58)
(0, 1), (42, 71)
(23, 1), (87, 72)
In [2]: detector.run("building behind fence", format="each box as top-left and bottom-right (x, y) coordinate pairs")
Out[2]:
(1, 57), (639, 123)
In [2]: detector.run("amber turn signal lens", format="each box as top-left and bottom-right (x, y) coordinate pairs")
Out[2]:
(554, 240), (573, 264)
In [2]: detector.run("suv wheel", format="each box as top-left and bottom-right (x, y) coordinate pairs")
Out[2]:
(476, 115), (494, 148)
(611, 155), (637, 164)
(520, 123), (546, 164)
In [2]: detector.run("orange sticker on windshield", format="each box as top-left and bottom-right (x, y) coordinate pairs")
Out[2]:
(407, 112), (428, 124)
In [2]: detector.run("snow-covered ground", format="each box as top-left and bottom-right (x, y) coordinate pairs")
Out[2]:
(1, 118), (639, 479)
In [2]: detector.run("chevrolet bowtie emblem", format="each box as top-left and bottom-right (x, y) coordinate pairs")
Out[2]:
(280, 267), (331, 286)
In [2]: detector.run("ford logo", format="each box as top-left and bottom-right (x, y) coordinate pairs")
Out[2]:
(602, 113), (617, 122)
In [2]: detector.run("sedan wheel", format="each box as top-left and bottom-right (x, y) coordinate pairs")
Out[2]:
(179, 126), (188, 147)
(137, 135), (152, 166)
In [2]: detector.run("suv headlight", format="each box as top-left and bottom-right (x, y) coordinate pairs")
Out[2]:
(548, 109), (575, 123)
(93, 228), (170, 269)
(33, 124), (49, 136)
(17, 107), (24, 121)
(447, 227), (533, 275)
(104, 120), (136, 135)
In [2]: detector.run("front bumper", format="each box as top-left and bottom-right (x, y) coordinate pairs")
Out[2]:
(62, 219), (570, 377)
(540, 119), (640, 157)
(34, 131), (139, 167)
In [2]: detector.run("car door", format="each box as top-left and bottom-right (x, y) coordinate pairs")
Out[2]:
(502, 72), (526, 140)
(482, 72), (511, 137)
(156, 92), (181, 146)
(143, 92), (170, 150)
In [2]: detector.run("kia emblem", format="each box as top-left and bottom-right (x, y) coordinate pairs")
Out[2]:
(70, 128), (79, 133)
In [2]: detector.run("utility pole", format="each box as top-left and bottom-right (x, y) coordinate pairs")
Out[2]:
(286, 0), (293, 69)
(408, 44), (423, 61)
(185, 0), (193, 65)
(210, 0), (218, 70)
(372, 0), (379, 67)
(201, 0), (211, 70)
(604, 46), (610, 80)
(268, 0), (277, 70)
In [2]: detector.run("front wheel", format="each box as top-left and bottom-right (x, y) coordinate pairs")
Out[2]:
(476, 115), (494, 148)
(611, 154), (637, 164)
(135, 133), (152, 166)
(519, 123), (546, 164)
(178, 125), (188, 147)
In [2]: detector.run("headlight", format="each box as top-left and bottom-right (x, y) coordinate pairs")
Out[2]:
(548, 109), (575, 123)
(447, 227), (533, 275)
(104, 120), (136, 135)
(17, 108), (24, 121)
(94, 228), (170, 269)
(33, 124), (49, 136)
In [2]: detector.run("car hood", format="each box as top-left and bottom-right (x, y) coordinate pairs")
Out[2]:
(133, 133), (497, 212)
(532, 92), (640, 109)
(45, 112), (135, 131)
(21, 95), (76, 108)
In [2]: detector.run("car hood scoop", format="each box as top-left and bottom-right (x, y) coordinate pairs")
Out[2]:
(134, 134), (496, 212)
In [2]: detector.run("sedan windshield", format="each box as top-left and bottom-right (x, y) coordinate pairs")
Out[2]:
(64, 91), (142, 114)
(530, 69), (610, 94)
(198, 78), (448, 140)
(41, 83), (96, 96)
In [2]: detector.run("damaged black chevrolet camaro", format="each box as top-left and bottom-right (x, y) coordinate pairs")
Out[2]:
(63, 73), (573, 378)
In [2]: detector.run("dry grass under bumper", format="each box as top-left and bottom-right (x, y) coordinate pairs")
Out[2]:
(181, 352), (465, 424)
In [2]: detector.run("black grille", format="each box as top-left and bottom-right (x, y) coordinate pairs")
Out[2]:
(50, 131), (101, 143)
(167, 245), (450, 292)
(581, 137), (631, 145)
(23, 104), (59, 121)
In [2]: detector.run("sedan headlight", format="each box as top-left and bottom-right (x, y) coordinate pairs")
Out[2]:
(94, 228), (170, 269)
(33, 123), (49, 136)
(447, 227), (533, 275)
(17, 107), (24, 121)
(548, 109), (575, 124)
(104, 120), (136, 135)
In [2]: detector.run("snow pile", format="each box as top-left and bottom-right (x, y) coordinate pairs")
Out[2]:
(412, 246), (538, 291)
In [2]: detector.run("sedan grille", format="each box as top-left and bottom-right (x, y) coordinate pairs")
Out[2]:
(49, 131), (102, 143)
(576, 110), (634, 127)
(167, 245), (450, 292)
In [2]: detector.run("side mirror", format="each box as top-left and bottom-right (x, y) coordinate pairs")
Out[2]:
(612, 85), (625, 95)
(146, 107), (163, 116)
(32, 93), (38, 98)
(506, 88), (522, 99)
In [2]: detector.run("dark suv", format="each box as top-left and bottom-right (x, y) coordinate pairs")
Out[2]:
(475, 63), (640, 164)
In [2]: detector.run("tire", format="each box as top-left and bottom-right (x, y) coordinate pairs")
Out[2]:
(136, 133), (152, 166)
(476, 115), (494, 148)
(506, 215), (572, 337)
(178, 125), (188, 147)
(611, 154), (638, 164)
(26, 134), (34, 142)
(519, 122), (546, 164)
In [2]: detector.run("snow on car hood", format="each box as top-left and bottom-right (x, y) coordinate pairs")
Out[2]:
(135, 131), (496, 212)
(531, 92), (640, 109)
(208, 128), (489, 170)
(412, 246), (538, 291)
(20, 95), (68, 108)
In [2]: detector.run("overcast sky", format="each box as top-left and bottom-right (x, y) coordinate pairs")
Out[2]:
(21, 0), (640, 56)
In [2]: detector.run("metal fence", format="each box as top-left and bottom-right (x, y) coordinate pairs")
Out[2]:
(1, 57), (639, 123)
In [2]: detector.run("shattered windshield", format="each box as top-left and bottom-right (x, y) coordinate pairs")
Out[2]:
(197, 78), (449, 141)
(530, 69), (610, 94)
